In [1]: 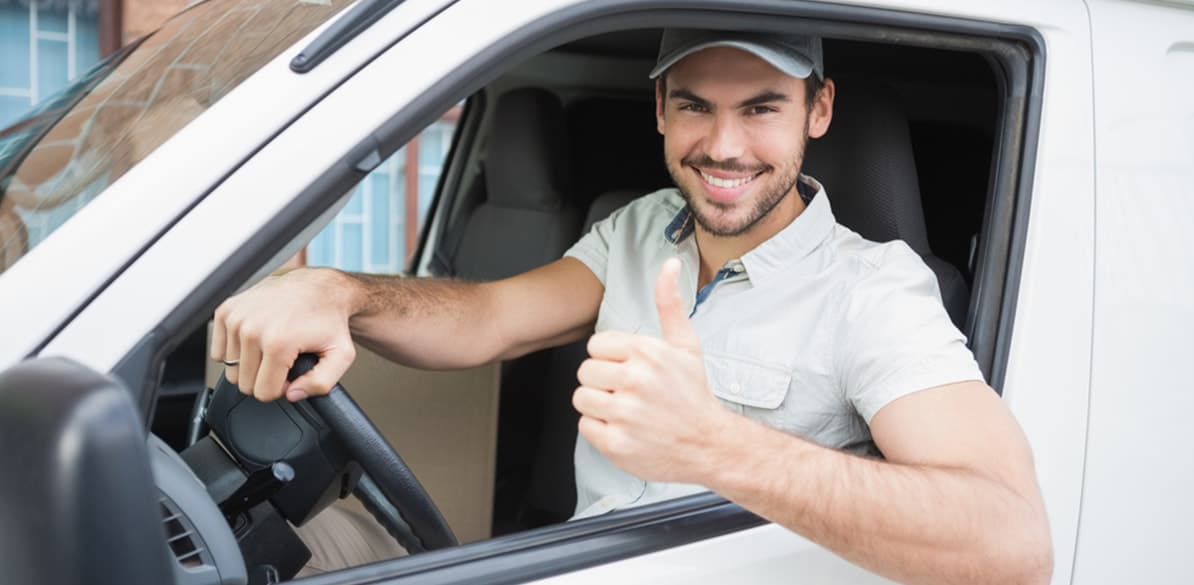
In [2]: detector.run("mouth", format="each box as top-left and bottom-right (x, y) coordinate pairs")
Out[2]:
(692, 167), (765, 202)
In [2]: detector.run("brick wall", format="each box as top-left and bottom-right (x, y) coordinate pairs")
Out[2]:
(123, 0), (187, 44)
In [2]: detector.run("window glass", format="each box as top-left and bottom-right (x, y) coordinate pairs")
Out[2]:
(0, 0), (352, 275)
(0, 2), (99, 128)
(305, 111), (460, 274)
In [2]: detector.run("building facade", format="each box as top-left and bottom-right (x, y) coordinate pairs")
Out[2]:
(1, 0), (452, 272)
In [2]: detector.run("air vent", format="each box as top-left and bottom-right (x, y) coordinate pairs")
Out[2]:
(160, 496), (206, 568)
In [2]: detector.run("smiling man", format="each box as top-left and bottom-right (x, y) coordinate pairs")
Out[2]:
(213, 29), (1052, 583)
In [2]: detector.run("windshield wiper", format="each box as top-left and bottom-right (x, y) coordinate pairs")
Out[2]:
(291, 0), (407, 73)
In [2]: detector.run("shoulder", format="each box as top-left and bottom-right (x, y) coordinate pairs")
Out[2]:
(589, 187), (684, 234)
(825, 224), (933, 289)
(609, 187), (683, 221)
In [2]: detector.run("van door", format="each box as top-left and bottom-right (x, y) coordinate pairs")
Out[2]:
(1073, 1), (1194, 582)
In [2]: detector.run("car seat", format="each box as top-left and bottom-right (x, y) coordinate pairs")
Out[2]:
(803, 78), (970, 328)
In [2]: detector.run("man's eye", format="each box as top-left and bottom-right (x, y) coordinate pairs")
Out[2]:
(748, 105), (777, 115)
(679, 103), (708, 113)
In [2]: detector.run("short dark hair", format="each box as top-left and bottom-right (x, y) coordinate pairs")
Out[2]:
(658, 70), (826, 110)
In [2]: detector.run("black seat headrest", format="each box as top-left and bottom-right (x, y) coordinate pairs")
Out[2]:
(803, 79), (932, 256)
(582, 189), (640, 231)
(565, 98), (671, 202)
(485, 88), (571, 210)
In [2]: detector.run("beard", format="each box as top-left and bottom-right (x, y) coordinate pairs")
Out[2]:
(666, 124), (810, 238)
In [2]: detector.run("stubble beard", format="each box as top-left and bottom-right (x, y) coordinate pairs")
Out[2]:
(667, 126), (810, 238)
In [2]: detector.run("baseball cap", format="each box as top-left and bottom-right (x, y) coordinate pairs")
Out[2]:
(649, 29), (824, 81)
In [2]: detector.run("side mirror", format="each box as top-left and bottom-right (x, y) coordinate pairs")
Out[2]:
(0, 357), (175, 585)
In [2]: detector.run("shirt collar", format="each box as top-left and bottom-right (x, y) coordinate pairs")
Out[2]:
(662, 174), (837, 286)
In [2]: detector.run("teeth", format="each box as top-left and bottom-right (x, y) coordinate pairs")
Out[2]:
(700, 171), (756, 188)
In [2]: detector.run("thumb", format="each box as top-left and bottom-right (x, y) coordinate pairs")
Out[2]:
(654, 257), (701, 352)
(286, 345), (355, 401)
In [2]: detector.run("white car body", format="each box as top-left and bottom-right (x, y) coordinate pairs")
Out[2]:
(1, 0), (1191, 583)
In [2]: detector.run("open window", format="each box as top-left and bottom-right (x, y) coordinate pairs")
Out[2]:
(126, 2), (1042, 583)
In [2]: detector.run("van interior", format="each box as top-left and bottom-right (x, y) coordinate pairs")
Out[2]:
(150, 25), (1000, 560)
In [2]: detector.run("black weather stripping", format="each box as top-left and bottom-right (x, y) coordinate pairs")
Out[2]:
(291, 0), (407, 73)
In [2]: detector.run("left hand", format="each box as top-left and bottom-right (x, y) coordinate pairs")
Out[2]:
(573, 257), (732, 484)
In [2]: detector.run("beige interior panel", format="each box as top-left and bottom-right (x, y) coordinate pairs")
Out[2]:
(336, 346), (499, 544)
(205, 338), (501, 544)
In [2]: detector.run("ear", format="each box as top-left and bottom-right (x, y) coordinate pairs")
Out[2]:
(655, 78), (666, 135)
(807, 77), (835, 139)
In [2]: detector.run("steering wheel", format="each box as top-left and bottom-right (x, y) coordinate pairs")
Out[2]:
(198, 353), (457, 554)
(290, 353), (457, 553)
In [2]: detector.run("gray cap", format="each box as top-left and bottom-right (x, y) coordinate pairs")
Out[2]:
(649, 29), (823, 81)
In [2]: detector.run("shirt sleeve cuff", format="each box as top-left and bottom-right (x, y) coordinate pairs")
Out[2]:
(853, 355), (986, 423)
(564, 246), (607, 286)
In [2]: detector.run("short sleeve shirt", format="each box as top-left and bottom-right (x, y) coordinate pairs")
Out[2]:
(563, 175), (984, 518)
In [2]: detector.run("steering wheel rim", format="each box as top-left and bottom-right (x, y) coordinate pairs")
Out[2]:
(290, 353), (458, 553)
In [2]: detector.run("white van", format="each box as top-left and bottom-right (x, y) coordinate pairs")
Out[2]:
(0, 0), (1190, 584)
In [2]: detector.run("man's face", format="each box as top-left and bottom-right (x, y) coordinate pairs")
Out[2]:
(656, 47), (833, 237)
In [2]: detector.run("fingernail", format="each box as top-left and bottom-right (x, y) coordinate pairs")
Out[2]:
(287, 389), (309, 402)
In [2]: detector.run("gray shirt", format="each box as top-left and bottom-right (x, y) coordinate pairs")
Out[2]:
(564, 175), (984, 518)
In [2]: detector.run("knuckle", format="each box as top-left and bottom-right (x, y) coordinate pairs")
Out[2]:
(238, 323), (262, 343)
(259, 337), (289, 360)
(577, 416), (596, 440)
(615, 395), (639, 420)
(585, 335), (601, 357)
(576, 359), (595, 384)
(637, 340), (664, 363)
(623, 363), (650, 391)
(307, 377), (334, 397)
(619, 366), (639, 391)
(224, 316), (244, 337)
(605, 430), (629, 457)
(629, 337), (652, 358)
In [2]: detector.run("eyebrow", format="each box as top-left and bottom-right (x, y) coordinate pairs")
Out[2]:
(737, 91), (791, 108)
(668, 88), (709, 107)
(668, 88), (791, 109)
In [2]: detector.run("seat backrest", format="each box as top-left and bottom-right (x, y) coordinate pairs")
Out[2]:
(451, 88), (581, 280)
(802, 79), (969, 327)
(581, 189), (641, 228)
(518, 188), (642, 526)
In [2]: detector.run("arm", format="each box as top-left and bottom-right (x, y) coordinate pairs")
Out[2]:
(574, 259), (1052, 585)
(696, 381), (1052, 585)
(348, 258), (603, 367)
(211, 257), (602, 402)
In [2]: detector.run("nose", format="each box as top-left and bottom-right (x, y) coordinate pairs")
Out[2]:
(704, 112), (746, 162)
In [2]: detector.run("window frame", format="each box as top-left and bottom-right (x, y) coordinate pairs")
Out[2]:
(412, 91), (486, 275)
(106, 0), (1044, 581)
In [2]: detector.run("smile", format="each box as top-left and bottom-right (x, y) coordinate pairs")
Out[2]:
(697, 169), (763, 189)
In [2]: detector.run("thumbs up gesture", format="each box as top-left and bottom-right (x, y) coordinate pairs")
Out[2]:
(573, 258), (733, 484)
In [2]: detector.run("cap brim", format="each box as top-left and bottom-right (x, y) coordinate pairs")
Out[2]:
(648, 40), (816, 80)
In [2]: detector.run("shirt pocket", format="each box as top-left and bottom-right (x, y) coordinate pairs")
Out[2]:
(704, 351), (793, 410)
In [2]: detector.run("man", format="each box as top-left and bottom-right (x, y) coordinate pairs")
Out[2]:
(213, 29), (1052, 584)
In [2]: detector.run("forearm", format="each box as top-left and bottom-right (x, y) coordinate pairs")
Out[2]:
(334, 270), (507, 369)
(700, 416), (1052, 585)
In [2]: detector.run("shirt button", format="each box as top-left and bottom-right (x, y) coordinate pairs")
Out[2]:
(729, 383), (741, 394)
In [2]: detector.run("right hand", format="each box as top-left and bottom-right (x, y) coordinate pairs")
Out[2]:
(210, 267), (358, 403)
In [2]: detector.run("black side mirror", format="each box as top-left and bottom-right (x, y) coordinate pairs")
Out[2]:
(0, 358), (175, 585)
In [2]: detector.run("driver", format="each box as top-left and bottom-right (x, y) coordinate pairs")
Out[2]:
(213, 29), (1053, 584)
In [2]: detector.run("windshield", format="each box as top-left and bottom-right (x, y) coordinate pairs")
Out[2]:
(0, 0), (350, 276)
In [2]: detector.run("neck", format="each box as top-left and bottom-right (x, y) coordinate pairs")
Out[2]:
(693, 188), (807, 287)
